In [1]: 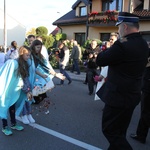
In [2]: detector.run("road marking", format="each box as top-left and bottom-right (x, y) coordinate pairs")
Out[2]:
(17, 117), (102, 150)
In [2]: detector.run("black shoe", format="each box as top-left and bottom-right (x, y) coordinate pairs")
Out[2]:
(68, 80), (72, 85)
(76, 73), (80, 75)
(130, 134), (146, 144)
(89, 92), (93, 95)
(83, 82), (87, 84)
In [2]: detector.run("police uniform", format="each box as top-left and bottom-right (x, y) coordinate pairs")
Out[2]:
(96, 12), (149, 150)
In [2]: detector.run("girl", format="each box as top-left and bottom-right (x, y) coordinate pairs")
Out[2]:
(21, 40), (65, 124)
(31, 40), (65, 99)
(0, 46), (32, 135)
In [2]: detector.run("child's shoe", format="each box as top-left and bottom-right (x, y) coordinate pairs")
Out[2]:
(11, 124), (24, 131)
(27, 114), (35, 123)
(2, 126), (13, 135)
(22, 115), (30, 124)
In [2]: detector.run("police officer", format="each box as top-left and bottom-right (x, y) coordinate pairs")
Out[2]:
(96, 12), (149, 150)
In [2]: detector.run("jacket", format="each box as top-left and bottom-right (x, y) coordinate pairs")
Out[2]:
(96, 33), (149, 108)
(59, 46), (70, 67)
(70, 45), (80, 60)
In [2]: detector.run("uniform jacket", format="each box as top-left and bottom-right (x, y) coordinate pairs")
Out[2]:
(96, 33), (149, 108)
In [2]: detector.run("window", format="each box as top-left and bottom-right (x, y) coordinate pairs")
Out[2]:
(102, 0), (123, 11)
(100, 33), (110, 41)
(80, 6), (87, 16)
(75, 33), (85, 46)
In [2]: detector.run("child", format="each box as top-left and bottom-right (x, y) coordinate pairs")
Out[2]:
(0, 46), (32, 135)
(21, 40), (65, 124)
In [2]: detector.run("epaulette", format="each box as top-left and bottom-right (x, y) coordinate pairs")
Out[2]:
(119, 37), (128, 43)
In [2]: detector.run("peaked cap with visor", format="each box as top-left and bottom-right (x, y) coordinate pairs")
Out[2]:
(116, 12), (139, 26)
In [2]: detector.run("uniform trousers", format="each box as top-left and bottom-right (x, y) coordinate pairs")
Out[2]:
(136, 92), (150, 140)
(102, 104), (135, 150)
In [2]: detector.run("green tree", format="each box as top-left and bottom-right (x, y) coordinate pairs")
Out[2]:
(36, 26), (48, 36)
(26, 28), (36, 37)
(44, 34), (55, 49)
(55, 33), (67, 41)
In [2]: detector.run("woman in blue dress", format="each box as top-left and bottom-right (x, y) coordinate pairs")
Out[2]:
(0, 46), (32, 135)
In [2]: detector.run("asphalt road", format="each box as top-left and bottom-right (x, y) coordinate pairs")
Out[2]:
(0, 78), (150, 150)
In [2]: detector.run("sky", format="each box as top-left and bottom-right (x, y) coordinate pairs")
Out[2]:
(0, 0), (77, 33)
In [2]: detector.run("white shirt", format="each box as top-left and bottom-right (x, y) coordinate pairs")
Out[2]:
(41, 45), (49, 61)
(5, 48), (19, 61)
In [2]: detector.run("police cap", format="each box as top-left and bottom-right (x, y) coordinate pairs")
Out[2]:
(116, 12), (139, 26)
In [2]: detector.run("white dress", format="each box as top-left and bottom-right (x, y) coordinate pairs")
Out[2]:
(94, 66), (108, 100)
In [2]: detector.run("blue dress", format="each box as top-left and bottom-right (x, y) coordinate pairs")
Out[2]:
(32, 56), (54, 96)
(15, 56), (36, 116)
(0, 59), (23, 119)
(15, 55), (55, 115)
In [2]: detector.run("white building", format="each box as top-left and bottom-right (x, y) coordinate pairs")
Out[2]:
(0, 9), (26, 48)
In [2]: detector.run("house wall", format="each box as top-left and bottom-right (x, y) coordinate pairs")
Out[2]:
(88, 26), (117, 39)
(144, 0), (150, 10)
(92, 0), (101, 12)
(140, 21), (150, 31)
(59, 25), (86, 40)
(59, 25), (118, 41)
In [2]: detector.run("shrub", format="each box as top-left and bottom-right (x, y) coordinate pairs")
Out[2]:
(36, 26), (48, 36)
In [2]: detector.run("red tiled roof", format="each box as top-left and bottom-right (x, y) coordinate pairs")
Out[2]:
(133, 10), (150, 17)
(51, 27), (59, 35)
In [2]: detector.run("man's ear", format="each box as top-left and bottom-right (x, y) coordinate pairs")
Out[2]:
(124, 23), (128, 30)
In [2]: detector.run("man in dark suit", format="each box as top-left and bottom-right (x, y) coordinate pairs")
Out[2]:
(96, 12), (149, 150)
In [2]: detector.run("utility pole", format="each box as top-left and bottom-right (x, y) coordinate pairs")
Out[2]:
(4, 0), (7, 53)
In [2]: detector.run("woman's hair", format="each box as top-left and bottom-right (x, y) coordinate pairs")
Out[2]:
(30, 39), (44, 62)
(11, 41), (17, 50)
(17, 46), (30, 79)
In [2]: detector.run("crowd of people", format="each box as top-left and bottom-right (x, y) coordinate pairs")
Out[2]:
(0, 11), (150, 150)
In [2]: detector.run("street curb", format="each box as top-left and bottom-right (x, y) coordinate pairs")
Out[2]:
(55, 69), (85, 82)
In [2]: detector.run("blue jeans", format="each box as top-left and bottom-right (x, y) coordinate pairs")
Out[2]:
(22, 101), (31, 116)
(72, 59), (80, 74)
(59, 64), (71, 84)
